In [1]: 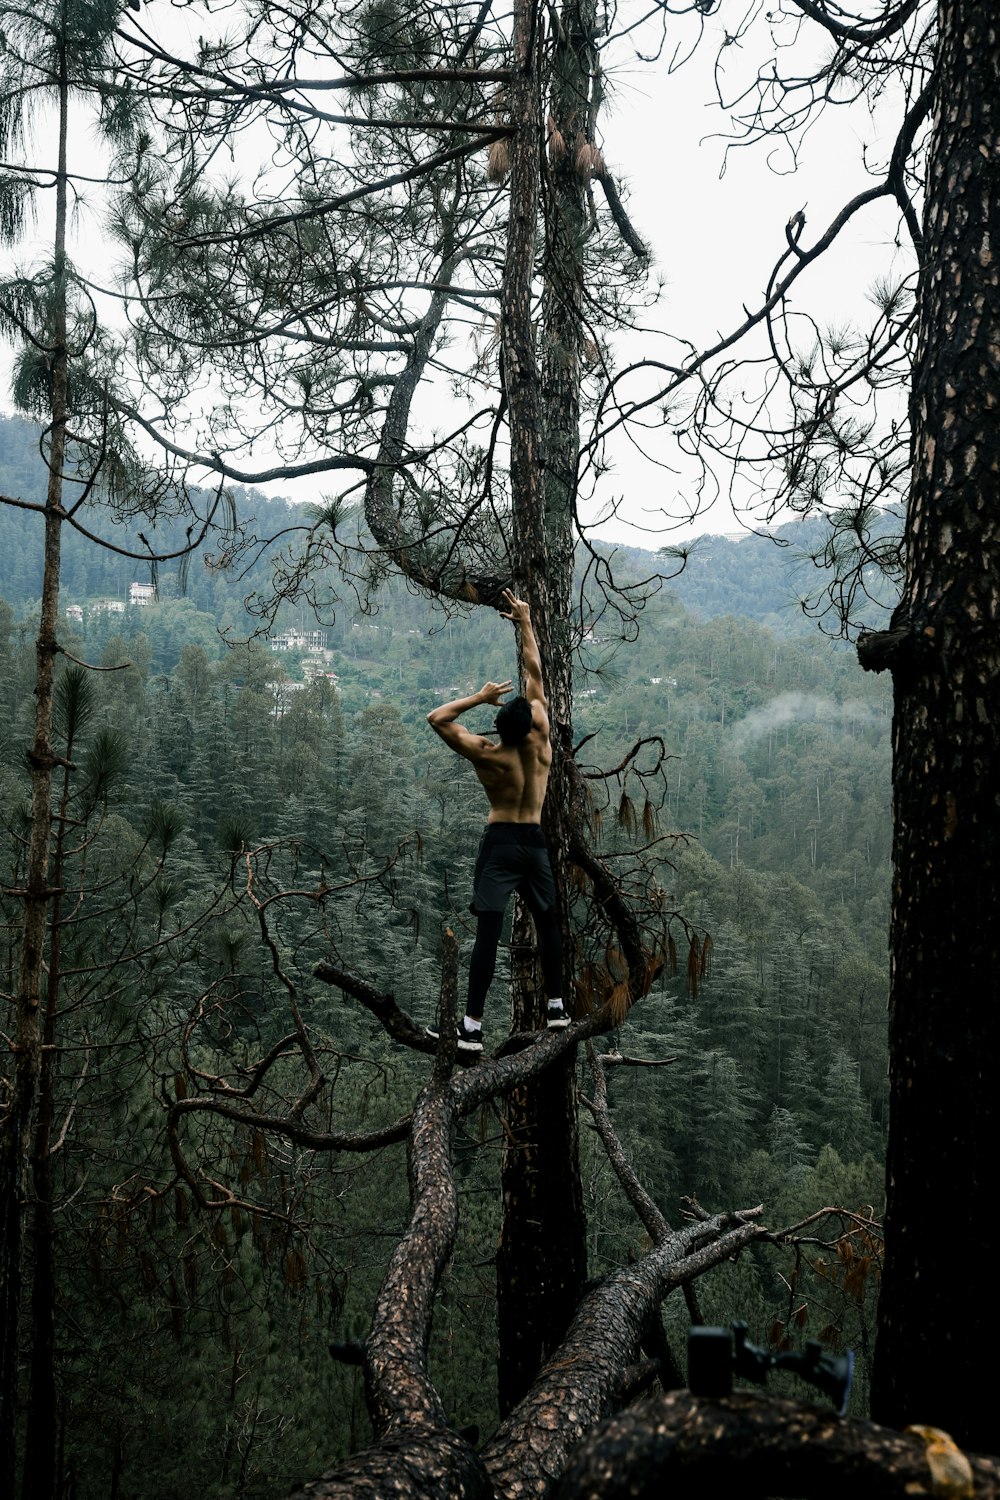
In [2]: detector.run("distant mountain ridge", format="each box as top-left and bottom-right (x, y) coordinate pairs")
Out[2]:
(599, 508), (901, 637)
(1, 411), (899, 633)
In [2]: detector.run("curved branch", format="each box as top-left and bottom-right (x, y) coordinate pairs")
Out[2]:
(167, 1096), (411, 1154)
(594, 180), (893, 448)
(885, 80), (932, 258)
(288, 1010), (616, 1497)
(788, 0), (921, 45)
(360, 246), (510, 607)
(579, 735), (670, 782)
(116, 400), (375, 486)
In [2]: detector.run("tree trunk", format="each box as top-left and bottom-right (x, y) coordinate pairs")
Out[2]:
(22, 749), (76, 1500)
(21, 1071), (58, 1500)
(0, 41), (69, 1491)
(496, 0), (588, 1414)
(861, 0), (1000, 1451)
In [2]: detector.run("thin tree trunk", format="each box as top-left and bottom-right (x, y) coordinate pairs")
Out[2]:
(22, 749), (76, 1500)
(0, 29), (69, 1489)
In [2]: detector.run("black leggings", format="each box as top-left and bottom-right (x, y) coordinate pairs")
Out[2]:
(466, 900), (562, 1020)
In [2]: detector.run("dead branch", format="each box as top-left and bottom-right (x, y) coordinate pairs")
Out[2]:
(313, 960), (434, 1051)
(286, 989), (770, 1499)
(583, 1045), (702, 1327)
(582, 1043), (670, 1244)
(578, 735), (669, 782)
(166, 1097), (411, 1158)
(596, 1052), (677, 1069)
(286, 1009), (616, 1498)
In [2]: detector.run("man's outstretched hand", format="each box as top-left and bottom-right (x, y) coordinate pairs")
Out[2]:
(499, 589), (531, 625)
(479, 679), (513, 706)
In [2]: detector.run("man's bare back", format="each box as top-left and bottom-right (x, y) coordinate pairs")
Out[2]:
(424, 591), (568, 1046)
(470, 710), (552, 823)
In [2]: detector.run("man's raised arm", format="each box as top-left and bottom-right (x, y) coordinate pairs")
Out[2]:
(500, 590), (546, 707)
(427, 681), (513, 758)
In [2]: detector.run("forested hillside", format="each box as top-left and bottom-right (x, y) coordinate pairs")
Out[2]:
(6, 0), (1000, 1478)
(0, 414), (894, 635)
(1, 414), (889, 1497)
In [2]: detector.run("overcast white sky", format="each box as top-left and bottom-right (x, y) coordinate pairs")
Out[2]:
(590, 7), (911, 542)
(2, 1), (913, 547)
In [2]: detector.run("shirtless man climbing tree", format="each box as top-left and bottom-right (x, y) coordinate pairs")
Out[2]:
(426, 590), (569, 1052)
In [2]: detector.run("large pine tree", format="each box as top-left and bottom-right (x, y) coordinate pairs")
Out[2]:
(860, 0), (1000, 1448)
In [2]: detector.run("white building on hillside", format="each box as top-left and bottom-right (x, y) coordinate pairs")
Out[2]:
(269, 628), (328, 653)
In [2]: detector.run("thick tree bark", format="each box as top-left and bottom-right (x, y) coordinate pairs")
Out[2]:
(551, 1390), (1000, 1498)
(861, 0), (1000, 1451)
(495, 0), (589, 1415)
(483, 1212), (765, 1498)
(22, 729), (78, 1500)
(288, 1429), (491, 1500)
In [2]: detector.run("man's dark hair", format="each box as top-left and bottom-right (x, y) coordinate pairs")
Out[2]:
(495, 695), (533, 746)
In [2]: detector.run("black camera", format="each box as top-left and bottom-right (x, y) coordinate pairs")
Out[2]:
(688, 1321), (854, 1415)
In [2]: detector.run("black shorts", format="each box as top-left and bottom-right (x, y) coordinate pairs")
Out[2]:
(470, 823), (556, 915)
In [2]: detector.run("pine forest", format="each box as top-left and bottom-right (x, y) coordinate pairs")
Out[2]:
(2, 1), (998, 1496)
(2, 411), (890, 1493)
